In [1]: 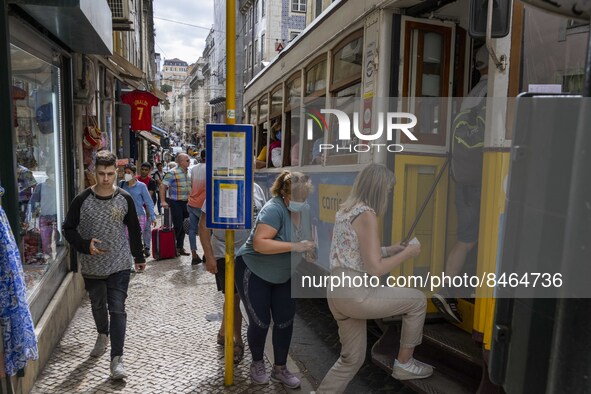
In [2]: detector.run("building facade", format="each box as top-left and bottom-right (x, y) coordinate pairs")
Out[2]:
(1, 1), (162, 390)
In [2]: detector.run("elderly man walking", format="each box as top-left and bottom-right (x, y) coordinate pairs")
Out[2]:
(159, 153), (191, 256)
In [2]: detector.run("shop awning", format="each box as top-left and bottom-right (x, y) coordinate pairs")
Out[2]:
(15, 0), (113, 55)
(151, 88), (168, 102)
(151, 125), (168, 137)
(98, 52), (145, 88)
(138, 130), (160, 146)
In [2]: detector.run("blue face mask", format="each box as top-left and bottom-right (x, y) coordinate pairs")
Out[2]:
(288, 200), (306, 212)
(275, 131), (282, 140)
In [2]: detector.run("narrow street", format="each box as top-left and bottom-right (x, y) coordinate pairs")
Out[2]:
(30, 247), (309, 393)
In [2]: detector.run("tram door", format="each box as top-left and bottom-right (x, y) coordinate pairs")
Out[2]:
(391, 17), (474, 329)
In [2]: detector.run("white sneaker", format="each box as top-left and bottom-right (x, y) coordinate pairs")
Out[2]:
(89, 333), (108, 357)
(391, 357), (433, 380)
(110, 356), (128, 380)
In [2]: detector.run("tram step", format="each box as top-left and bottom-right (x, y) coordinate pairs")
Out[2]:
(371, 323), (481, 394)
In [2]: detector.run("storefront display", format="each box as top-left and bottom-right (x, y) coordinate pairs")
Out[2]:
(11, 44), (64, 295)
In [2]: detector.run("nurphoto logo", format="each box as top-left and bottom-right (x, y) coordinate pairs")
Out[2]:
(305, 109), (418, 153)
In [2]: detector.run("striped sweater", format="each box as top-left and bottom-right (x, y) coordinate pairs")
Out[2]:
(62, 187), (145, 278)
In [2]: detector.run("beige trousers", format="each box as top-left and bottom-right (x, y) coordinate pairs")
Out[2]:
(316, 268), (427, 394)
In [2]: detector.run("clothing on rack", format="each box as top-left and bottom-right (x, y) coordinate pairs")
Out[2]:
(0, 205), (38, 376)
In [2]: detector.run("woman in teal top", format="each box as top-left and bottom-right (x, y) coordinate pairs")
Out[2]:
(236, 171), (315, 389)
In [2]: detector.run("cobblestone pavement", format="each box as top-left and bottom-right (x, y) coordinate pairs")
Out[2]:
(31, 242), (311, 394)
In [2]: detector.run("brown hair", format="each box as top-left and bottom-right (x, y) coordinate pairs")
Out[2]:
(270, 170), (313, 198)
(95, 150), (117, 168)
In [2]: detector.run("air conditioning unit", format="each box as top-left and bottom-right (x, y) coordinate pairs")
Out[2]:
(107, 0), (134, 31)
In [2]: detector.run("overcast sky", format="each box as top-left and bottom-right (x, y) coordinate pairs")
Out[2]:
(153, 0), (214, 66)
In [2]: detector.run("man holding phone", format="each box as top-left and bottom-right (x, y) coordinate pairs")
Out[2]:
(63, 150), (145, 380)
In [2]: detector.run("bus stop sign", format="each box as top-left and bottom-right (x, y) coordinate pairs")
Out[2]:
(205, 124), (254, 230)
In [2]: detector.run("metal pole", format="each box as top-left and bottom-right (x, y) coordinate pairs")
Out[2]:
(224, 0), (236, 386)
(0, 2), (20, 244)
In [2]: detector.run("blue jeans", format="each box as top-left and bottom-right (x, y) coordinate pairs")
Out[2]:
(187, 205), (201, 252)
(84, 270), (131, 360)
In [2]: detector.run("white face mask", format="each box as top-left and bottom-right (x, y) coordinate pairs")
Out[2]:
(288, 200), (306, 212)
(124, 173), (133, 182)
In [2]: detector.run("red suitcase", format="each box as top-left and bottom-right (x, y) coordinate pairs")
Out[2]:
(152, 208), (176, 260)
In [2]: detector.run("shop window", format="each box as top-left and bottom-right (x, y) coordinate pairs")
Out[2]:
(12, 44), (65, 294)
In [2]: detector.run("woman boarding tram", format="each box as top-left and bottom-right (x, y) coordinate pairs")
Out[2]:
(244, 0), (590, 391)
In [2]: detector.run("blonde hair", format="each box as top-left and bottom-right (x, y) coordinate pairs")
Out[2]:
(270, 170), (313, 198)
(340, 164), (395, 215)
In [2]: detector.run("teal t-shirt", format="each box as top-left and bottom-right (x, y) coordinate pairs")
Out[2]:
(237, 196), (311, 284)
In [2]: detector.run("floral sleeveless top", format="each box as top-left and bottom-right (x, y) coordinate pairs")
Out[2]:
(330, 203), (375, 272)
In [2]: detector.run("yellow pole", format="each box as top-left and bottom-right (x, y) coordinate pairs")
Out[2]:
(224, 0), (236, 386)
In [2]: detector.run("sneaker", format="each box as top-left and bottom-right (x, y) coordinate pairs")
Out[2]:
(271, 365), (301, 389)
(392, 357), (433, 380)
(431, 293), (463, 323)
(143, 248), (150, 258)
(110, 356), (128, 380)
(250, 360), (270, 385)
(89, 333), (108, 357)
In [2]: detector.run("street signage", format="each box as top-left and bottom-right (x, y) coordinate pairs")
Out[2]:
(205, 123), (254, 229)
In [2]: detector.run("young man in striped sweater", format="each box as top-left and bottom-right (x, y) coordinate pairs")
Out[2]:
(63, 150), (145, 380)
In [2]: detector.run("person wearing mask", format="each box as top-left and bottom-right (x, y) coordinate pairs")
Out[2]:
(62, 150), (145, 380)
(269, 121), (282, 168)
(159, 154), (191, 256)
(235, 171), (316, 388)
(199, 182), (266, 363)
(119, 165), (156, 270)
(316, 164), (431, 393)
(137, 162), (158, 257)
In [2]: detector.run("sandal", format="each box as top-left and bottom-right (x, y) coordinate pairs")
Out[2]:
(217, 333), (224, 346)
(233, 343), (244, 364)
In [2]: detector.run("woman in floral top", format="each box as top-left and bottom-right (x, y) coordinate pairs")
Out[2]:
(316, 164), (432, 394)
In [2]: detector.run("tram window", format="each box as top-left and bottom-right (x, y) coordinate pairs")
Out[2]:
(305, 58), (327, 96)
(286, 114), (301, 166)
(286, 76), (301, 109)
(249, 103), (257, 125)
(522, 7), (587, 95)
(271, 86), (283, 116)
(402, 22), (452, 146)
(256, 97), (269, 169)
(325, 83), (361, 165)
(331, 33), (363, 91)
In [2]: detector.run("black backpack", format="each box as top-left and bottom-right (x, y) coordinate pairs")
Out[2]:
(451, 98), (486, 186)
